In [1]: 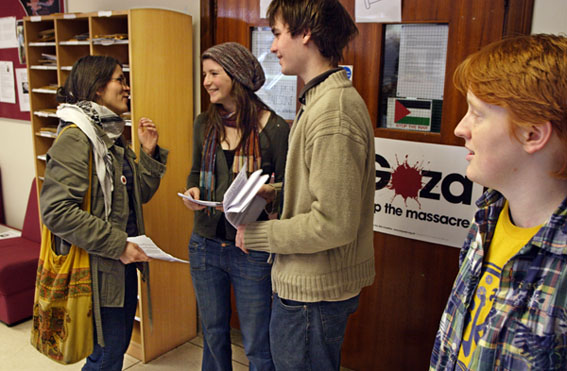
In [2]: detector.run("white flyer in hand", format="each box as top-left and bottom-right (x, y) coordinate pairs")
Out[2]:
(127, 235), (189, 264)
(178, 192), (222, 207)
(176, 160), (270, 228)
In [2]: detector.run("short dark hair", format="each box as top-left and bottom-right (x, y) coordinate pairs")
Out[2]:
(267, 0), (358, 66)
(56, 55), (120, 103)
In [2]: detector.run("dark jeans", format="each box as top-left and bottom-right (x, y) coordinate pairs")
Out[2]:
(189, 233), (274, 371)
(82, 263), (138, 371)
(270, 293), (359, 371)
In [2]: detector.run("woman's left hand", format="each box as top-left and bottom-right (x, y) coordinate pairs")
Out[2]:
(138, 117), (158, 156)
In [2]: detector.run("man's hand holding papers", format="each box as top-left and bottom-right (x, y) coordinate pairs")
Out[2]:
(223, 166), (269, 228)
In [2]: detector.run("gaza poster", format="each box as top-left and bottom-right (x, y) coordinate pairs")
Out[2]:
(374, 138), (484, 248)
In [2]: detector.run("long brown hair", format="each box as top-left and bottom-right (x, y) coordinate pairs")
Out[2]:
(204, 71), (270, 151)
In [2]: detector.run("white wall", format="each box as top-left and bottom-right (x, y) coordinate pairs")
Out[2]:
(0, 119), (35, 228)
(0, 0), (200, 229)
(531, 0), (567, 34)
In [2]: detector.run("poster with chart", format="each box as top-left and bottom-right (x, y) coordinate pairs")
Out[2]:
(251, 27), (298, 121)
(378, 23), (448, 132)
(397, 24), (449, 100)
(355, 0), (401, 23)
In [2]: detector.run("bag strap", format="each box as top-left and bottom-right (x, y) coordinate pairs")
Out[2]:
(55, 124), (93, 212)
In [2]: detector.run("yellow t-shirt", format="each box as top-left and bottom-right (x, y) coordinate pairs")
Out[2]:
(456, 201), (541, 370)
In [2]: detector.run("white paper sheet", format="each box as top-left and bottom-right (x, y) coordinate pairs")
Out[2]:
(260, 0), (271, 18)
(127, 235), (189, 264)
(0, 17), (18, 49)
(251, 27), (298, 120)
(355, 0), (402, 23)
(178, 192), (222, 207)
(396, 24), (449, 100)
(0, 61), (16, 104)
(15, 68), (29, 111)
(0, 224), (21, 239)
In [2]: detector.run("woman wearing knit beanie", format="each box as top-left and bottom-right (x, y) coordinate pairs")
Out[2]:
(182, 42), (289, 370)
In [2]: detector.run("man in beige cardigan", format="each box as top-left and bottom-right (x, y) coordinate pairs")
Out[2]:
(236, 0), (376, 369)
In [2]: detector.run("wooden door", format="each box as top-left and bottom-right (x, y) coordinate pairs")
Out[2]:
(201, 0), (534, 369)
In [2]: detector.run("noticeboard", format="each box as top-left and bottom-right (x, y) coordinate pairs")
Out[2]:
(379, 23), (449, 133)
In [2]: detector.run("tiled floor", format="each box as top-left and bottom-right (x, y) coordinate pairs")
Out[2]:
(1, 319), (354, 370)
(0, 319), (249, 370)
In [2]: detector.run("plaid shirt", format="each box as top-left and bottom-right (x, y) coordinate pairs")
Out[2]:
(430, 190), (567, 371)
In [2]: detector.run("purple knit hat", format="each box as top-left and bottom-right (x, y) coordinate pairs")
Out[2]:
(202, 42), (266, 92)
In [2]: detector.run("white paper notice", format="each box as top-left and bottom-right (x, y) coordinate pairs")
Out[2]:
(0, 224), (21, 239)
(127, 235), (189, 263)
(260, 0), (271, 18)
(15, 68), (29, 111)
(396, 24), (449, 100)
(355, 0), (402, 23)
(0, 17), (18, 49)
(178, 192), (222, 207)
(0, 61), (16, 104)
(251, 28), (298, 121)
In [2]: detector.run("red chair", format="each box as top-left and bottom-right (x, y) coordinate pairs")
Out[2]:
(0, 178), (41, 325)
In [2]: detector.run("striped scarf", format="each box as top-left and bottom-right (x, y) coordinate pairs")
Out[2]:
(200, 109), (262, 203)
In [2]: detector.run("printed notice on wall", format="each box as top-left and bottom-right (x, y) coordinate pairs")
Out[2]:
(0, 17), (18, 49)
(396, 24), (449, 100)
(374, 138), (484, 248)
(0, 61), (16, 104)
(15, 68), (29, 111)
(259, 0), (271, 18)
(355, 0), (401, 23)
(251, 27), (298, 121)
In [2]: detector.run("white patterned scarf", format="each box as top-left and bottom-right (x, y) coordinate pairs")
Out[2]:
(56, 101), (125, 220)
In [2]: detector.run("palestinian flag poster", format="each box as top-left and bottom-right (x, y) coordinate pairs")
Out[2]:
(387, 98), (432, 131)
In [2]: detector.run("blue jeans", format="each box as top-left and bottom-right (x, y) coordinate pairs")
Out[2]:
(269, 293), (359, 371)
(82, 263), (138, 371)
(189, 233), (274, 371)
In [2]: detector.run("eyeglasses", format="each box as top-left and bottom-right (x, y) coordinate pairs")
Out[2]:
(111, 75), (128, 87)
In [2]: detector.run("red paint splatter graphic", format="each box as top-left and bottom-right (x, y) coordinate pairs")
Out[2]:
(387, 155), (423, 208)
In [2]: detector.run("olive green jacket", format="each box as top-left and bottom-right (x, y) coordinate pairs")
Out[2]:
(40, 123), (168, 346)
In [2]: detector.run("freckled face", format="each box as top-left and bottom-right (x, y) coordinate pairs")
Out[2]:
(454, 91), (524, 189)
